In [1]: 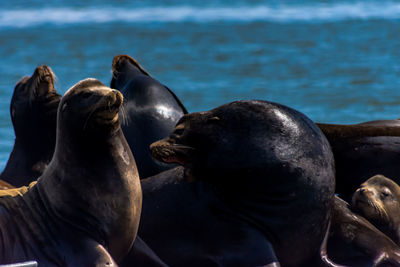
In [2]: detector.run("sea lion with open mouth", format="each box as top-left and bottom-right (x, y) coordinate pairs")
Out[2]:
(140, 100), (336, 266)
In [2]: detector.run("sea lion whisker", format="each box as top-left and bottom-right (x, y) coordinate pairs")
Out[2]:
(119, 104), (129, 126)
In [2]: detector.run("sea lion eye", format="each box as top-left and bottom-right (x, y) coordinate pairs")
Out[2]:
(173, 124), (185, 136)
(381, 189), (391, 199)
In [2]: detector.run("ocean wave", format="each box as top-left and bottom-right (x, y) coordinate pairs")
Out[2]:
(1, 3), (400, 27)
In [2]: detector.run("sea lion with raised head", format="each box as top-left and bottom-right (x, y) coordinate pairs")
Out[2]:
(140, 100), (336, 266)
(0, 78), (142, 265)
(0, 65), (61, 187)
(110, 54), (187, 178)
(351, 175), (400, 246)
(317, 121), (400, 201)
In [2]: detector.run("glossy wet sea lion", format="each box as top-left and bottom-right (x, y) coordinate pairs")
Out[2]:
(328, 196), (400, 266)
(317, 121), (400, 201)
(351, 175), (400, 246)
(0, 79), (142, 265)
(110, 54), (187, 178)
(0, 65), (61, 187)
(142, 100), (336, 266)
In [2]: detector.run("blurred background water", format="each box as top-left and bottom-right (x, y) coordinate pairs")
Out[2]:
(0, 0), (399, 169)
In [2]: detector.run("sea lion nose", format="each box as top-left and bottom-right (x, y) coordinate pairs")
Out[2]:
(111, 89), (123, 107)
(358, 187), (373, 196)
(34, 65), (51, 77)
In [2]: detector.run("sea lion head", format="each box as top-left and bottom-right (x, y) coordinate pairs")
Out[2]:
(110, 54), (151, 89)
(352, 175), (400, 240)
(59, 78), (123, 137)
(151, 100), (334, 194)
(11, 65), (60, 139)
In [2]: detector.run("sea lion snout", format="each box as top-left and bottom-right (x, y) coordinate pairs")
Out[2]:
(352, 186), (376, 207)
(112, 55), (131, 73)
(104, 89), (123, 111)
(111, 54), (150, 78)
(33, 65), (55, 84)
(357, 186), (375, 197)
(111, 89), (123, 108)
(31, 65), (56, 98)
(150, 139), (194, 165)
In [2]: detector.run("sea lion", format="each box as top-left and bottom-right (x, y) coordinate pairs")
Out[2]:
(317, 121), (400, 201)
(328, 196), (400, 266)
(351, 175), (400, 246)
(141, 100), (336, 266)
(0, 65), (61, 187)
(110, 54), (187, 178)
(0, 78), (142, 265)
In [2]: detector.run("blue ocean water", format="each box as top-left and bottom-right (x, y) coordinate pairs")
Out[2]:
(0, 1), (400, 170)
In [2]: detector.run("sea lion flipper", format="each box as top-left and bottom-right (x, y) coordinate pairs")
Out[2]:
(74, 239), (117, 267)
(257, 262), (281, 267)
(120, 236), (168, 267)
(318, 220), (346, 267)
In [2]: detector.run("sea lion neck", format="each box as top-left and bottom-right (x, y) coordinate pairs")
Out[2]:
(38, 126), (141, 261)
(52, 126), (131, 178)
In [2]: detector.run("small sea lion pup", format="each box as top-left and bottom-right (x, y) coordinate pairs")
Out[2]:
(328, 196), (400, 266)
(145, 100), (336, 266)
(352, 175), (400, 246)
(110, 54), (187, 179)
(0, 79), (142, 265)
(0, 65), (61, 187)
(317, 121), (400, 201)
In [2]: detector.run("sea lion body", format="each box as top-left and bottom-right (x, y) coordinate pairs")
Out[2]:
(317, 122), (400, 201)
(0, 79), (142, 265)
(352, 175), (400, 246)
(139, 166), (279, 266)
(328, 196), (400, 266)
(0, 65), (61, 187)
(145, 100), (335, 266)
(110, 55), (187, 178)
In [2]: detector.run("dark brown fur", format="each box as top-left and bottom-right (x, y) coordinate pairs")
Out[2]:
(0, 65), (61, 187)
(0, 79), (142, 265)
